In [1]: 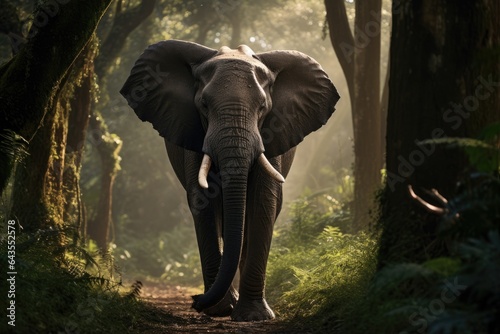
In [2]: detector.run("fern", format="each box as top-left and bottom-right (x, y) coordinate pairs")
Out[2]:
(126, 280), (143, 300)
(419, 122), (500, 173)
(0, 129), (29, 161)
(369, 172), (499, 333)
(0, 220), (159, 333)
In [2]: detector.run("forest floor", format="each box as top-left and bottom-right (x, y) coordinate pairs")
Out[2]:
(136, 282), (306, 333)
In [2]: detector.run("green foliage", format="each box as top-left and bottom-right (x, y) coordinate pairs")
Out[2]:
(422, 257), (461, 277)
(0, 129), (28, 193)
(268, 146), (499, 333)
(352, 230), (500, 334)
(276, 190), (352, 248)
(378, 124), (500, 264)
(267, 193), (378, 331)
(0, 129), (28, 163)
(115, 222), (202, 287)
(0, 223), (175, 333)
(361, 171), (499, 331)
(439, 173), (500, 240)
(420, 122), (500, 174)
(272, 228), (377, 322)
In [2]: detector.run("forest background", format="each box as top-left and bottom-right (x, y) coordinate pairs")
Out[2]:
(0, 0), (498, 333)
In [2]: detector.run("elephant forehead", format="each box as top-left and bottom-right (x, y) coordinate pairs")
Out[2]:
(218, 45), (255, 57)
(213, 46), (264, 68)
(197, 57), (272, 82)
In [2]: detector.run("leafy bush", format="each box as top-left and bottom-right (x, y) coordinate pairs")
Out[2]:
(353, 131), (500, 333)
(0, 223), (175, 333)
(267, 133), (499, 333)
(352, 230), (500, 334)
(351, 126), (500, 334)
(267, 190), (378, 331)
(272, 227), (377, 316)
(276, 190), (352, 248)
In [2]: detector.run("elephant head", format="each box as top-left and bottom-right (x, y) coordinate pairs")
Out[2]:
(120, 40), (339, 312)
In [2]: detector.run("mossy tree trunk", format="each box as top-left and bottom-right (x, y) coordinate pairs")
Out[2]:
(11, 38), (99, 232)
(378, 0), (500, 265)
(0, 0), (113, 196)
(86, 115), (122, 251)
(63, 41), (99, 239)
(324, 0), (384, 230)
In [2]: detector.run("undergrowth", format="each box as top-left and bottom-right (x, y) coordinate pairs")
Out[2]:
(354, 171), (500, 334)
(267, 191), (379, 331)
(0, 223), (178, 333)
(267, 125), (499, 333)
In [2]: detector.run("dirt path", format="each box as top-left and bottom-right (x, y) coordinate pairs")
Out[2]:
(138, 282), (302, 333)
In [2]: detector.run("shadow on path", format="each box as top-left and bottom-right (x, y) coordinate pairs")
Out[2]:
(135, 282), (305, 333)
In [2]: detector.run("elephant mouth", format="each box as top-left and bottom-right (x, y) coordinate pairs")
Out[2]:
(198, 153), (285, 189)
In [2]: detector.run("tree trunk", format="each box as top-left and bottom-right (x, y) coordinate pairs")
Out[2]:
(352, 0), (382, 229)
(324, 0), (355, 104)
(324, 0), (383, 230)
(10, 93), (65, 231)
(64, 40), (98, 238)
(227, 4), (243, 46)
(380, 60), (390, 161)
(0, 0), (113, 195)
(86, 114), (122, 252)
(378, 0), (500, 265)
(10, 39), (98, 232)
(95, 0), (156, 77)
(196, 22), (210, 45)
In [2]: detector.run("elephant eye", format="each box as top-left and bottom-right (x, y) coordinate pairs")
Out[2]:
(259, 102), (266, 112)
(201, 98), (208, 108)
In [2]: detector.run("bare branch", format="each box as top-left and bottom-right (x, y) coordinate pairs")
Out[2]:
(95, 0), (157, 77)
(431, 188), (448, 204)
(408, 185), (446, 215)
(324, 0), (355, 103)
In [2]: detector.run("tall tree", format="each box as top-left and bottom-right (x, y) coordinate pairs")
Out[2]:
(86, 0), (156, 251)
(324, 0), (385, 230)
(379, 0), (500, 264)
(0, 0), (113, 197)
(10, 38), (98, 232)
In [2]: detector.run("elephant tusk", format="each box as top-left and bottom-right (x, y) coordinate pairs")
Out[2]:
(198, 154), (212, 189)
(258, 153), (285, 183)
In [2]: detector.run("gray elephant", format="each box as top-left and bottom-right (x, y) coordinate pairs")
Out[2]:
(120, 40), (339, 321)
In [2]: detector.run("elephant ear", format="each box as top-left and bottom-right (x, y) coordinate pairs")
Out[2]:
(120, 40), (218, 152)
(257, 51), (340, 158)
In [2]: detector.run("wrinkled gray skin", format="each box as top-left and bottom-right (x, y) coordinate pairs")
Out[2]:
(120, 40), (339, 321)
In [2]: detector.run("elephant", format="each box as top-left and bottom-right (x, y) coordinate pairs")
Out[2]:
(120, 40), (339, 321)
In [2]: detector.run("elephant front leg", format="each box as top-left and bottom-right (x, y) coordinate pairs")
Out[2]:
(187, 189), (238, 317)
(231, 166), (282, 321)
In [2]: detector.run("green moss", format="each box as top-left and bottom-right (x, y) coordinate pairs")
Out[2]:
(422, 257), (461, 277)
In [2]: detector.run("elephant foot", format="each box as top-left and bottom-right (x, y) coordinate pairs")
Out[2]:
(203, 287), (239, 317)
(231, 297), (275, 322)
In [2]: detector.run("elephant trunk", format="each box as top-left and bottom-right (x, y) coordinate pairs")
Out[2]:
(191, 149), (250, 312)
